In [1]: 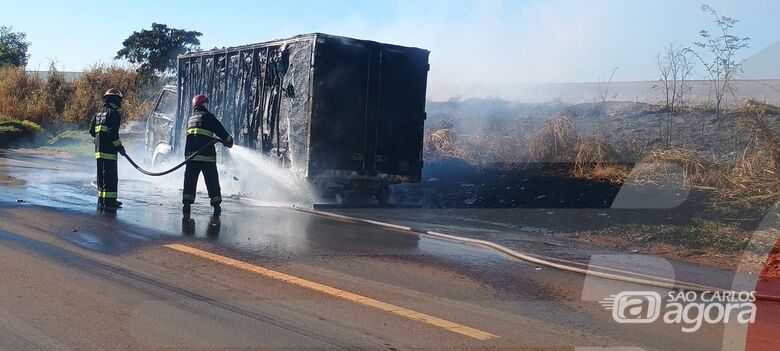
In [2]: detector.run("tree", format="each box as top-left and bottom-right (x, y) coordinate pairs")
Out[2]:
(116, 23), (201, 79)
(688, 4), (750, 118)
(596, 67), (618, 134)
(654, 43), (695, 149)
(654, 42), (695, 112)
(0, 26), (30, 67)
(674, 48), (695, 111)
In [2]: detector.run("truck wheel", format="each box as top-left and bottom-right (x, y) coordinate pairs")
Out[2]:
(376, 187), (390, 207)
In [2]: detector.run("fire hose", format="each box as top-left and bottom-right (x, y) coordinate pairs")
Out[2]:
(121, 139), (221, 176)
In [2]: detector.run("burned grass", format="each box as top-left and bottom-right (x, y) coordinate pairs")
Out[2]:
(421, 99), (780, 270)
(424, 100), (780, 212)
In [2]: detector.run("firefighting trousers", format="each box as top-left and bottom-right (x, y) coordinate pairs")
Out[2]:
(182, 161), (222, 206)
(96, 159), (118, 203)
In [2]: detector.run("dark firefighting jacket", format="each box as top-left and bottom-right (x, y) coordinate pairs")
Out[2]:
(89, 105), (122, 160)
(184, 105), (230, 162)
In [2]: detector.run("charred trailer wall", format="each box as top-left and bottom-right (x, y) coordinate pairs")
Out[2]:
(175, 36), (314, 174)
(308, 35), (429, 185)
(175, 33), (429, 187)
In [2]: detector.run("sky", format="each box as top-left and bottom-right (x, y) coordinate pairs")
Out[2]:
(2, 0), (779, 99)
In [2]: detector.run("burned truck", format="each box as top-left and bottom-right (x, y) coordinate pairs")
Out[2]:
(144, 33), (430, 204)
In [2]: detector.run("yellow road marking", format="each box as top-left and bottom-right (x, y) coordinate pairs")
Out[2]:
(164, 243), (499, 341)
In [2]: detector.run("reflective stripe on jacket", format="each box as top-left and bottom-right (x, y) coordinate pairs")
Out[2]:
(89, 105), (122, 155)
(184, 105), (230, 161)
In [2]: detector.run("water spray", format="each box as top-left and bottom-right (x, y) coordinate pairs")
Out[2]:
(223, 145), (313, 204)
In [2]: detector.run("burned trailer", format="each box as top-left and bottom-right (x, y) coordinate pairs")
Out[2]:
(171, 33), (429, 204)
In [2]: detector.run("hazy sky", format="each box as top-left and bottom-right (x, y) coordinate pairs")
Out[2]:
(2, 0), (778, 98)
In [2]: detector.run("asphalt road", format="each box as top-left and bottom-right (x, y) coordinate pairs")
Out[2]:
(0, 149), (775, 350)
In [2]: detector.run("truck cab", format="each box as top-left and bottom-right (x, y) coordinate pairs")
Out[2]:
(144, 85), (177, 166)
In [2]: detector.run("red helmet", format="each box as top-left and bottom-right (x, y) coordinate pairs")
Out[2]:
(192, 94), (209, 107)
(103, 88), (123, 98)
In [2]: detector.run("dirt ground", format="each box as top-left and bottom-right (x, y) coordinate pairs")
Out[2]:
(392, 156), (779, 278)
(577, 232), (780, 280)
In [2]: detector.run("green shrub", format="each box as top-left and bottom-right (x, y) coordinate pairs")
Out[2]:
(0, 117), (44, 147)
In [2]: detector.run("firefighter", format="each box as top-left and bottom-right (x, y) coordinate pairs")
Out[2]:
(89, 88), (126, 210)
(182, 94), (234, 217)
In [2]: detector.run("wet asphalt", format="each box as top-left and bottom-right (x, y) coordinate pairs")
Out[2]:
(0, 149), (774, 350)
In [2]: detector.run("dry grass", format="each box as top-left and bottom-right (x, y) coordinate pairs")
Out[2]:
(0, 67), (53, 123)
(0, 65), (155, 127)
(722, 100), (780, 206)
(465, 134), (527, 170)
(573, 137), (628, 183)
(528, 116), (577, 162)
(632, 148), (720, 188)
(426, 127), (466, 159)
(62, 64), (154, 124)
(425, 126), (527, 170)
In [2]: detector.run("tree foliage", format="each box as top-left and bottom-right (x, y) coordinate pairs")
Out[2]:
(115, 23), (201, 79)
(688, 4), (750, 118)
(0, 26), (30, 68)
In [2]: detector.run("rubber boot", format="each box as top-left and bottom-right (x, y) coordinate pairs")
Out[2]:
(181, 216), (195, 235)
(207, 216), (221, 238)
(104, 200), (122, 210)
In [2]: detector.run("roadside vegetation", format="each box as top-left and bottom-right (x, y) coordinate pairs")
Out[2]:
(0, 116), (43, 147)
(421, 4), (779, 270)
(0, 22), (199, 149)
(0, 64), (156, 125)
(0, 65), (157, 151)
(424, 98), (779, 270)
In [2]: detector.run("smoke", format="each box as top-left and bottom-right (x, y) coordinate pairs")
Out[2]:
(324, 0), (627, 101)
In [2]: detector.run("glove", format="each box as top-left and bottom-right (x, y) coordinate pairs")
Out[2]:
(117, 145), (127, 156)
(223, 136), (234, 148)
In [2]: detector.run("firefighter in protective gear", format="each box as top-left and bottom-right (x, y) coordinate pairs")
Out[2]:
(89, 88), (125, 210)
(182, 94), (233, 217)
